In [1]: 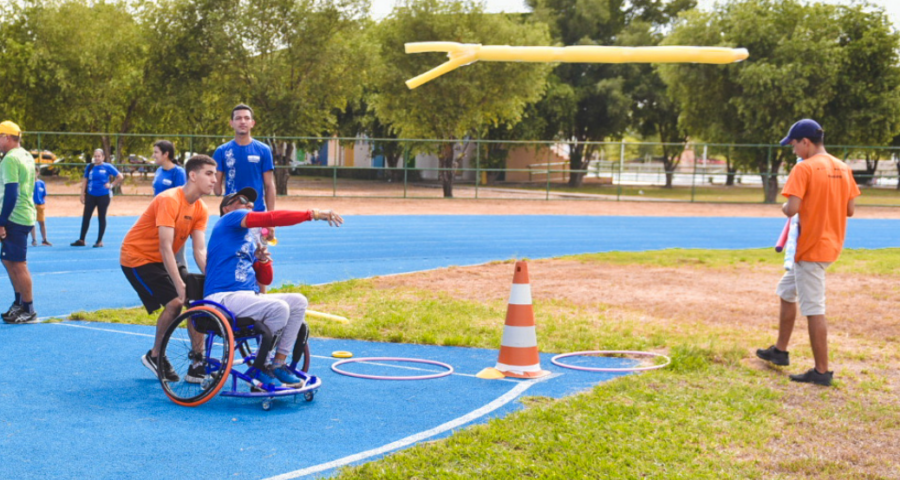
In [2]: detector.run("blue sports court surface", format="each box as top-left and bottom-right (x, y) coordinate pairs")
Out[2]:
(1, 214), (897, 479)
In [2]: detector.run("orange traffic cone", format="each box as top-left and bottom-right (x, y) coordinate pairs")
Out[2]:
(477, 261), (550, 379)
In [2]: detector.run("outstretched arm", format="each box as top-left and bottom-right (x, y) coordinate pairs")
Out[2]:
(240, 209), (343, 229)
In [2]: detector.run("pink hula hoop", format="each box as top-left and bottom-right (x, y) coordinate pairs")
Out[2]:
(551, 350), (671, 372)
(331, 357), (454, 380)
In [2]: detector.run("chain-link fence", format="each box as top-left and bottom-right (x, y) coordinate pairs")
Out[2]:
(23, 132), (900, 205)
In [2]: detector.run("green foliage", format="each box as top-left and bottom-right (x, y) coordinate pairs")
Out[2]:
(526, 0), (694, 187)
(370, 1), (552, 140)
(660, 0), (900, 199)
(368, 0), (552, 196)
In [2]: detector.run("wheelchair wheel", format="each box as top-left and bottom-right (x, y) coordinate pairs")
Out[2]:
(159, 306), (234, 407)
(290, 323), (311, 373)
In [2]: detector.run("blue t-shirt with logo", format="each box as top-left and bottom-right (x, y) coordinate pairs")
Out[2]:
(212, 139), (273, 212)
(33, 179), (47, 205)
(204, 209), (266, 297)
(153, 165), (186, 196)
(84, 163), (120, 196)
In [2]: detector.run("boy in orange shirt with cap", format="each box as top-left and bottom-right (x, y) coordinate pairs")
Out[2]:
(756, 119), (860, 386)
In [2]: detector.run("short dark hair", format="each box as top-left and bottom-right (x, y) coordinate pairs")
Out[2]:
(232, 104), (253, 120)
(153, 140), (176, 163)
(807, 128), (825, 145)
(185, 154), (216, 175)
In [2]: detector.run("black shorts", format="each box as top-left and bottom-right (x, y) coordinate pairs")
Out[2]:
(121, 263), (179, 314)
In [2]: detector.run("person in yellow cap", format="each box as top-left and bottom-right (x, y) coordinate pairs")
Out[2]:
(0, 121), (38, 324)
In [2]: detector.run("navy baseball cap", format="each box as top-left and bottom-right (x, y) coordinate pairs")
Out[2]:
(220, 187), (258, 216)
(780, 119), (823, 146)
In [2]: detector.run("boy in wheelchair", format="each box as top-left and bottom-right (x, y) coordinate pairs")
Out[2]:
(203, 187), (342, 388)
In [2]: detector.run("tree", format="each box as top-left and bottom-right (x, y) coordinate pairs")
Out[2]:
(213, 0), (372, 195)
(369, 0), (552, 198)
(660, 0), (900, 202)
(0, 0), (154, 159)
(526, 0), (694, 187)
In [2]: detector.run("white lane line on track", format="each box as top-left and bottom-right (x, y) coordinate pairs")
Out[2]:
(52, 321), (156, 338)
(49, 321), (516, 380)
(262, 372), (561, 480)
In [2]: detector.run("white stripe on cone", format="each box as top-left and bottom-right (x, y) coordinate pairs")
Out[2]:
(495, 362), (546, 373)
(508, 283), (532, 305)
(499, 325), (538, 348)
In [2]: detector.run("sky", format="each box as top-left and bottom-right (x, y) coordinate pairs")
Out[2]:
(368, 0), (900, 29)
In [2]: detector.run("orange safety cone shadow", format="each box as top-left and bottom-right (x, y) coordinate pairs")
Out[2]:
(477, 261), (550, 380)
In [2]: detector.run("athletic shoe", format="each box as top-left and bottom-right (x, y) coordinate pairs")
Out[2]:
(272, 365), (305, 387)
(142, 350), (180, 382)
(789, 368), (833, 387)
(31, 240), (37, 247)
(93, 242), (104, 248)
(756, 345), (790, 366)
(249, 367), (282, 389)
(185, 364), (206, 385)
(70, 240), (86, 246)
(1, 304), (22, 322)
(6, 310), (38, 324)
(42, 241), (52, 246)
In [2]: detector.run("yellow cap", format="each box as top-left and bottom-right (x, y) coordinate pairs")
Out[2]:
(0, 121), (22, 136)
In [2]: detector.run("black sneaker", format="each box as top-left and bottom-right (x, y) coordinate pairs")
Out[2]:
(185, 364), (206, 385)
(6, 310), (38, 324)
(1, 304), (23, 323)
(756, 345), (790, 366)
(789, 368), (833, 387)
(142, 350), (180, 382)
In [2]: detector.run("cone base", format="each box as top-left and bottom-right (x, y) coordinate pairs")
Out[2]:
(475, 367), (507, 379)
(499, 369), (551, 379)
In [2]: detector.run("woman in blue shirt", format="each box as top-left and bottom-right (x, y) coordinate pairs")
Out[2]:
(71, 148), (123, 248)
(151, 140), (188, 271)
(151, 140), (186, 196)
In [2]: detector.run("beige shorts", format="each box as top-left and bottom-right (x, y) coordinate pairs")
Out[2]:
(775, 261), (831, 316)
(35, 204), (45, 223)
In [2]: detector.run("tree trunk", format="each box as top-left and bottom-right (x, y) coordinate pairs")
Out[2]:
(660, 143), (680, 189)
(383, 142), (404, 182)
(439, 142), (455, 198)
(757, 151), (783, 203)
(268, 140), (292, 195)
(567, 143), (586, 188)
(725, 153), (736, 186)
(896, 160), (900, 190)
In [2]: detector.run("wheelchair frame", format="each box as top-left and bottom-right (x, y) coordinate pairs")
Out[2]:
(157, 298), (321, 410)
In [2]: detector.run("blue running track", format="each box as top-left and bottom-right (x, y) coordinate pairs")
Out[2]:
(1, 214), (897, 479)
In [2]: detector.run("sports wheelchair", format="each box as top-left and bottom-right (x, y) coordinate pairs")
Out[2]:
(157, 274), (321, 410)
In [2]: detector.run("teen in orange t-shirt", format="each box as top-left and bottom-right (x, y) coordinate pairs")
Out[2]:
(756, 119), (860, 387)
(120, 155), (217, 383)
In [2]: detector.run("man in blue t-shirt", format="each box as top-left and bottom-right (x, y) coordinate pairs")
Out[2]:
(213, 104), (275, 212)
(31, 167), (50, 246)
(204, 187), (342, 388)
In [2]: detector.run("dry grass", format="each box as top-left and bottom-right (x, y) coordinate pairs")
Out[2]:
(367, 258), (900, 479)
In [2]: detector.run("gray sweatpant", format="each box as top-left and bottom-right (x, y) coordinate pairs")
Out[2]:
(205, 290), (308, 357)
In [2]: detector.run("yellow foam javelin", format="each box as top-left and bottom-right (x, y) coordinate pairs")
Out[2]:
(405, 42), (749, 89)
(306, 310), (349, 324)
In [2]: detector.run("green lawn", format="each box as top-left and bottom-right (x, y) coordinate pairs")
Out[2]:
(65, 248), (900, 479)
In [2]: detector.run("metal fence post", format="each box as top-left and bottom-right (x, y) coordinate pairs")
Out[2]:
(691, 144), (699, 203)
(403, 147), (408, 199)
(475, 138), (480, 199)
(617, 140), (624, 201)
(546, 145), (551, 200)
(765, 145), (772, 203)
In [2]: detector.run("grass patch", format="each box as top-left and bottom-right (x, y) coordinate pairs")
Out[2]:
(570, 247), (900, 276)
